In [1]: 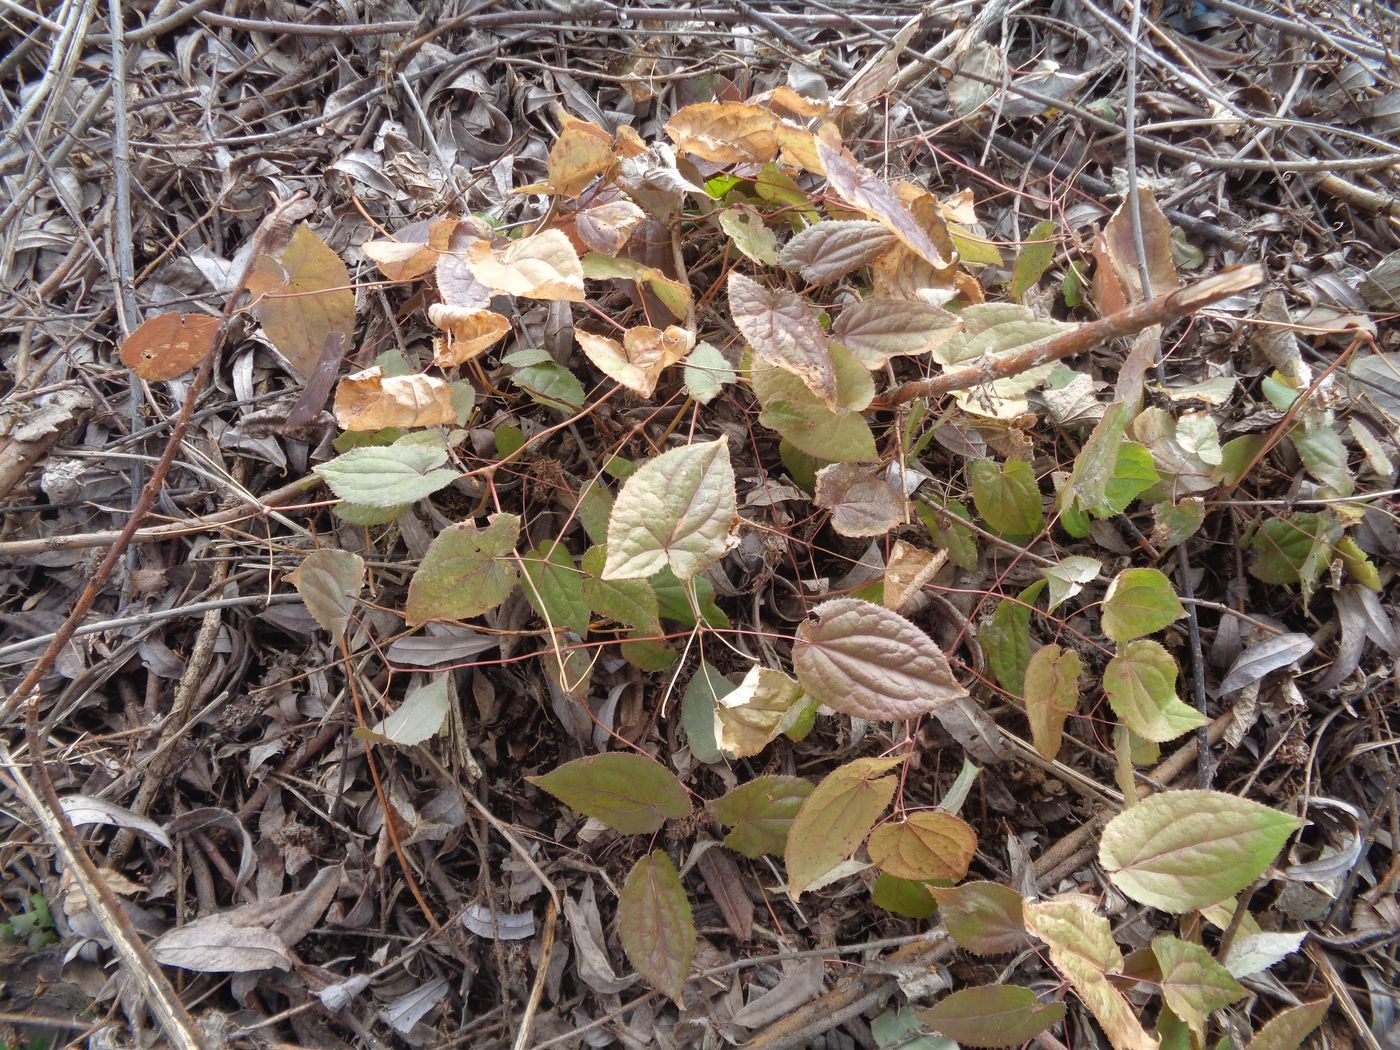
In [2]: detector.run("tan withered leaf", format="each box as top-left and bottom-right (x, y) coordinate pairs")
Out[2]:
(428, 304), (511, 366)
(775, 121), (824, 172)
(547, 114), (615, 197)
(815, 139), (952, 269)
(1023, 644), (1082, 760)
(813, 463), (906, 537)
(884, 541), (947, 614)
(575, 199), (646, 255)
(1094, 188), (1178, 309)
(333, 366), (455, 431)
(728, 272), (837, 407)
(712, 666), (806, 758)
(245, 224), (356, 377)
(664, 101), (778, 165)
(868, 811), (978, 881)
(361, 217), (455, 282)
(466, 229), (585, 302)
(577, 325), (694, 397)
(120, 312), (221, 380)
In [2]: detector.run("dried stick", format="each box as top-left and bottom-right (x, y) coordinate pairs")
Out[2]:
(876, 264), (1264, 409)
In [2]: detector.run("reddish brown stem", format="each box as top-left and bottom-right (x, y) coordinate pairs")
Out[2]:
(875, 264), (1265, 410)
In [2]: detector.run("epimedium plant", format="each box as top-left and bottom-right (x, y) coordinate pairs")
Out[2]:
(114, 84), (1375, 1049)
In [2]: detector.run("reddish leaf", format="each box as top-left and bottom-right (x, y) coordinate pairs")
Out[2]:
(729, 272), (837, 408)
(777, 219), (895, 284)
(618, 851), (695, 1007)
(119, 312), (220, 380)
(929, 881), (1028, 955)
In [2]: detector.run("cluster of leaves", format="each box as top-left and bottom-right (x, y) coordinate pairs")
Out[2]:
(0, 893), (57, 953)
(115, 87), (1381, 1049)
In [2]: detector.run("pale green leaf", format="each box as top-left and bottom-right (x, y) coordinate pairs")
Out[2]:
(287, 549), (364, 644)
(526, 753), (691, 834)
(1243, 999), (1330, 1050)
(404, 513), (520, 626)
(314, 440), (458, 508)
(1099, 789), (1302, 912)
(970, 459), (1044, 538)
(1104, 639), (1206, 743)
(334, 502), (407, 526)
(1043, 555), (1101, 613)
(683, 341), (736, 404)
(785, 756), (904, 897)
(618, 851), (695, 1007)
(916, 497), (978, 571)
(519, 541), (589, 636)
(1294, 425), (1352, 494)
(872, 1007), (957, 1050)
(1010, 220), (1058, 299)
(580, 546), (660, 632)
(680, 661), (729, 763)
(917, 986), (1067, 1049)
(792, 598), (967, 721)
(711, 775), (813, 858)
(1063, 400), (1134, 518)
(603, 439), (737, 581)
(1175, 412), (1223, 467)
(1152, 935), (1247, 1040)
(717, 206), (779, 265)
(1151, 500), (1206, 551)
(1101, 568), (1186, 643)
(361, 675), (449, 746)
(983, 579), (1046, 695)
(1023, 643), (1081, 759)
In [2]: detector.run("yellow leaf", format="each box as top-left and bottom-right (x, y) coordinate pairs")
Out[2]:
(664, 101), (778, 164)
(360, 217), (455, 281)
(548, 115), (615, 197)
(428, 304), (511, 365)
(576, 325), (693, 397)
(466, 230), (585, 302)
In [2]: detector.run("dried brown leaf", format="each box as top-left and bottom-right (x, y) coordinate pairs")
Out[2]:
(333, 367), (456, 430)
(428, 304), (512, 365)
(120, 312), (220, 381)
(664, 101), (778, 164)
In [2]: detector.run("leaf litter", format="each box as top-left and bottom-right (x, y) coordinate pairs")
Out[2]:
(1, 4), (1399, 1049)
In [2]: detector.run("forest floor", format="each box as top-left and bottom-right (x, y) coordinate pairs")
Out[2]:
(1, 1), (1399, 1048)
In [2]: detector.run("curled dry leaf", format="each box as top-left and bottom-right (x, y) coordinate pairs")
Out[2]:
(333, 367), (456, 431)
(576, 199), (646, 255)
(120, 312), (221, 381)
(792, 598), (968, 721)
(883, 541), (947, 614)
(245, 224), (356, 377)
(814, 462), (907, 537)
(815, 138), (953, 269)
(712, 665), (806, 758)
(361, 217), (456, 281)
(1094, 188), (1179, 311)
(428, 304), (511, 366)
(467, 229), (585, 301)
(777, 219), (897, 285)
(436, 218), (495, 309)
(576, 325), (694, 397)
(664, 101), (778, 164)
(547, 114), (615, 197)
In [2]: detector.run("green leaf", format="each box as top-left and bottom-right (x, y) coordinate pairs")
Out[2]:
(930, 881), (1027, 955)
(526, 753), (691, 834)
(1151, 499), (1205, 551)
(1022, 901), (1157, 1050)
(711, 775), (813, 858)
(871, 874), (937, 918)
(949, 224), (1005, 266)
(1103, 442), (1160, 514)
(1063, 400), (1134, 519)
(620, 632), (676, 671)
(983, 579), (1046, 696)
(314, 440), (458, 507)
(1248, 512), (1342, 589)
(916, 498), (978, 571)
(357, 675), (450, 746)
(970, 459), (1043, 539)
(1010, 220), (1058, 299)
(1023, 643), (1081, 759)
(1152, 935), (1248, 1040)
(334, 502), (408, 526)
(1294, 425), (1352, 494)
(917, 986), (1067, 1049)
(1214, 434), (1266, 486)
(785, 756), (904, 897)
(603, 439), (737, 581)
(1335, 535), (1381, 590)
(751, 355), (878, 462)
(792, 598), (968, 721)
(405, 513), (520, 626)
(1101, 567), (1186, 643)
(287, 549), (364, 644)
(868, 812), (977, 882)
(652, 568), (728, 628)
(508, 355), (587, 414)
(495, 424), (526, 458)
(575, 483), (613, 546)
(1043, 555), (1101, 613)
(1099, 789), (1302, 912)
(1103, 639), (1207, 743)
(580, 546), (660, 632)
(618, 851), (695, 1007)
(1243, 999), (1331, 1050)
(872, 1007), (958, 1050)
(717, 206), (779, 265)
(683, 341), (736, 404)
(680, 661), (729, 764)
(519, 541), (589, 636)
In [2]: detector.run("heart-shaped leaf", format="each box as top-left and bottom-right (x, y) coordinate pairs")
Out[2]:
(712, 775), (813, 858)
(618, 851), (695, 1006)
(785, 756), (903, 897)
(287, 549), (364, 644)
(867, 811), (977, 882)
(405, 514), (520, 626)
(527, 753), (691, 834)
